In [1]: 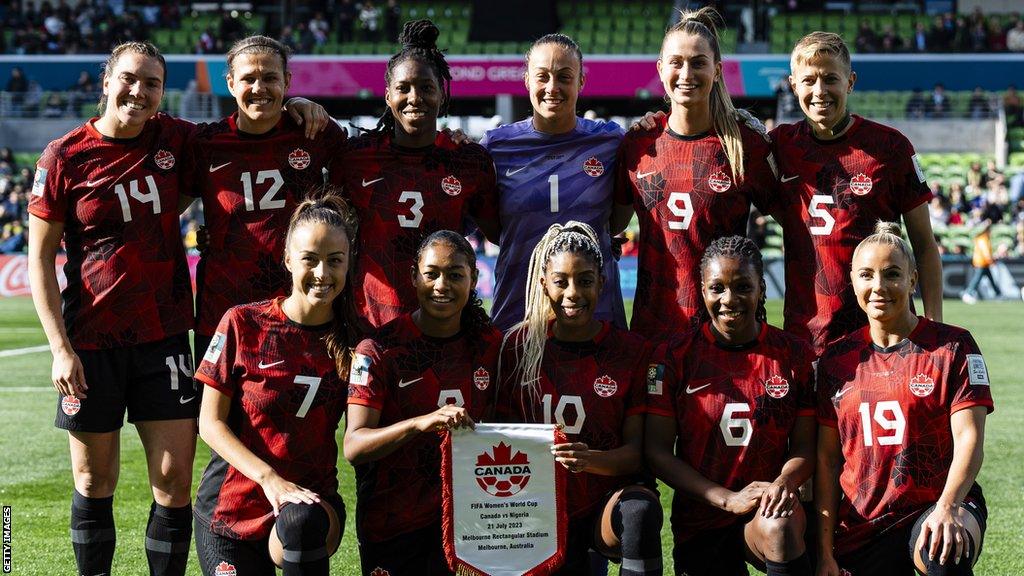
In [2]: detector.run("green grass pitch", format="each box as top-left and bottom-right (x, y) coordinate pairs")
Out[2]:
(0, 297), (1021, 574)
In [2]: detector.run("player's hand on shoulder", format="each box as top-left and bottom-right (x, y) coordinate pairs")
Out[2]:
(551, 442), (591, 474)
(417, 403), (475, 433)
(442, 127), (474, 145)
(630, 110), (666, 131)
(725, 480), (770, 515)
(759, 475), (799, 518)
(51, 347), (87, 398)
(284, 97), (330, 139)
(260, 471), (321, 516)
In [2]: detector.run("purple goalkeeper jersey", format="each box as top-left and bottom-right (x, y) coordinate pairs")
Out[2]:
(481, 117), (627, 331)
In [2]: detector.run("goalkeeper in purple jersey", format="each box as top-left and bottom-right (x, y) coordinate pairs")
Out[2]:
(481, 33), (629, 331)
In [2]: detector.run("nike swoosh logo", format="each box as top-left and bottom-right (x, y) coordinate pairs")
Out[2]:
(636, 171), (656, 179)
(85, 177), (112, 187)
(209, 162), (231, 173)
(258, 360), (285, 369)
(398, 377), (423, 388)
(362, 177), (384, 187)
(685, 383), (711, 394)
(179, 396), (195, 404)
(781, 175), (799, 182)
(505, 166), (527, 177)
(833, 386), (854, 399)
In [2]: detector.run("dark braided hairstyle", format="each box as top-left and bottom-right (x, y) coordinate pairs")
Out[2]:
(361, 19), (452, 136)
(415, 230), (491, 339)
(699, 235), (767, 323)
(284, 190), (360, 377)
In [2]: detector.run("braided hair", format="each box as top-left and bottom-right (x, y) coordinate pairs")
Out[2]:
(284, 190), (360, 377)
(699, 235), (768, 323)
(415, 230), (491, 339)
(500, 221), (603, 411)
(361, 19), (452, 137)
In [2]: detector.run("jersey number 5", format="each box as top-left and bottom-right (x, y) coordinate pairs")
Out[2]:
(808, 195), (835, 236)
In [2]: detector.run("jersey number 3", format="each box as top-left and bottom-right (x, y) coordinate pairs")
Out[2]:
(398, 191), (424, 228)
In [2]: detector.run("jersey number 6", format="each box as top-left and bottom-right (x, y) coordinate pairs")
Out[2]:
(720, 402), (753, 447)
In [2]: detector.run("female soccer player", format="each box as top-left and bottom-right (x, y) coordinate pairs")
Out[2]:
(769, 32), (942, 355)
(481, 33), (627, 331)
(496, 222), (663, 576)
(815, 222), (992, 576)
(645, 236), (816, 576)
(613, 7), (778, 342)
(193, 195), (355, 575)
(337, 19), (499, 333)
(28, 42), (199, 576)
(345, 230), (502, 576)
(188, 35), (345, 359)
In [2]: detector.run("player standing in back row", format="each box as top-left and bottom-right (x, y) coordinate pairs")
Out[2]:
(337, 19), (499, 334)
(768, 32), (942, 355)
(482, 33), (628, 332)
(614, 7), (778, 342)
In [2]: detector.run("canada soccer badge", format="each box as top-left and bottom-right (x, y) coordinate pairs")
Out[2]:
(154, 149), (175, 170)
(473, 367), (490, 390)
(441, 174), (462, 196)
(370, 569), (391, 576)
(214, 561), (237, 576)
(288, 148), (311, 170)
(708, 170), (732, 193)
(849, 173), (873, 196)
(593, 374), (618, 397)
(61, 395), (81, 416)
(909, 373), (935, 397)
(764, 374), (790, 399)
(475, 442), (531, 497)
(583, 156), (604, 177)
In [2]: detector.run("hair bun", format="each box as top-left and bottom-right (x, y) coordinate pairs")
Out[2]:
(399, 19), (440, 50)
(873, 220), (903, 236)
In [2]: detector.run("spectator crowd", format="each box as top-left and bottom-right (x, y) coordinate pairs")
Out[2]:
(854, 8), (1024, 53)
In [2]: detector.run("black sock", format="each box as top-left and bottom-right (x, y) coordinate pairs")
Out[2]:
(145, 502), (192, 576)
(70, 490), (115, 576)
(765, 553), (813, 576)
(613, 491), (664, 576)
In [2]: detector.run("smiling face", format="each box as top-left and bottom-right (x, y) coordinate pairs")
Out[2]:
(386, 59), (441, 144)
(228, 52), (289, 132)
(525, 43), (583, 132)
(542, 251), (603, 338)
(412, 242), (476, 329)
(850, 241), (917, 326)
(701, 255), (762, 343)
(284, 221), (350, 312)
(657, 30), (720, 111)
(789, 53), (855, 134)
(100, 51), (165, 136)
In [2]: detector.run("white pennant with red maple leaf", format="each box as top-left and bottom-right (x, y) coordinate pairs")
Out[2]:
(441, 423), (567, 576)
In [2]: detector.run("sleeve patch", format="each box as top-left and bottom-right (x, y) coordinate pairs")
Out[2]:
(350, 353), (372, 385)
(646, 363), (665, 395)
(966, 354), (990, 386)
(911, 154), (926, 183)
(203, 332), (225, 363)
(31, 167), (47, 197)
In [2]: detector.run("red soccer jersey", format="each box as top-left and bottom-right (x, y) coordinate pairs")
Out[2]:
(188, 113), (346, 336)
(648, 322), (815, 542)
(347, 314), (502, 543)
(28, 115), (195, 349)
(614, 116), (777, 342)
(338, 132), (499, 333)
(816, 318), (994, 555)
(193, 298), (348, 540)
(495, 322), (648, 519)
(768, 116), (932, 355)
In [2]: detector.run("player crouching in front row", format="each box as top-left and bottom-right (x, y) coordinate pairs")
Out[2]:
(646, 236), (817, 576)
(815, 222), (992, 576)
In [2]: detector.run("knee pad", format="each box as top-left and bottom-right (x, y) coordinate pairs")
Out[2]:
(272, 503), (331, 565)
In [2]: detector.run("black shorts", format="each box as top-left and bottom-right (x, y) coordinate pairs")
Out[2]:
(358, 521), (452, 576)
(836, 485), (988, 576)
(194, 496), (345, 576)
(55, 333), (198, 433)
(672, 517), (753, 576)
